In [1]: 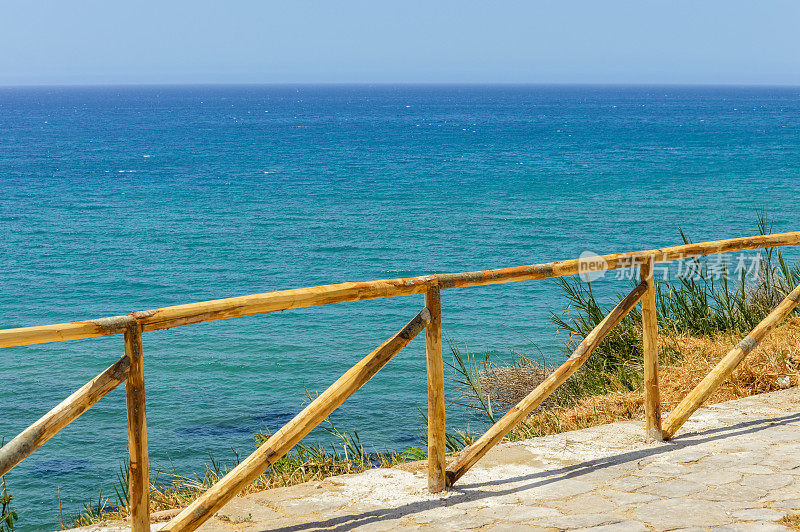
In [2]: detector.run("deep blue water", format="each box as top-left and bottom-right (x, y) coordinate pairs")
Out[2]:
(1, 84), (799, 530)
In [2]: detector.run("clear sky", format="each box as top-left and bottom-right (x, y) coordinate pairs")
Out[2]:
(2, 0), (799, 86)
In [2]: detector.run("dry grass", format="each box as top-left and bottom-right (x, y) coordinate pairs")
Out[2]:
(781, 514), (800, 530)
(67, 431), (407, 528)
(142, 459), (364, 516)
(507, 317), (800, 440)
(481, 359), (561, 410)
(659, 317), (800, 409)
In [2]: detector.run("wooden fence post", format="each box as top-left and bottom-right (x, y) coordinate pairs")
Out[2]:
(425, 286), (446, 493)
(125, 324), (150, 532)
(640, 256), (662, 441)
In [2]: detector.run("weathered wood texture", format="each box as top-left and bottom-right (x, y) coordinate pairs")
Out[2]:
(0, 355), (130, 478)
(2, 232), (798, 349)
(434, 232), (800, 289)
(640, 256), (662, 441)
(425, 286), (446, 493)
(125, 325), (150, 532)
(445, 281), (648, 486)
(661, 282), (800, 440)
(0, 314), (136, 349)
(162, 309), (431, 532)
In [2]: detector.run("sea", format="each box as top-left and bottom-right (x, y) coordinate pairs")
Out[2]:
(1, 84), (799, 530)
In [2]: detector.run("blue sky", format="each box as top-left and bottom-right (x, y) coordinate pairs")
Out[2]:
(2, 0), (799, 86)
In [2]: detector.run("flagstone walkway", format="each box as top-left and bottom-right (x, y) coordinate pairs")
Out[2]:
(77, 388), (800, 531)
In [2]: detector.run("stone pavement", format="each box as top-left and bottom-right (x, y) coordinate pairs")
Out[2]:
(78, 388), (800, 531)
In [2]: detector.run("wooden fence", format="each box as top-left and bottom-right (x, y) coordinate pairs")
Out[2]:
(1, 231), (799, 532)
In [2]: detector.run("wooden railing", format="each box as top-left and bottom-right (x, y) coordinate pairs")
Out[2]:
(1, 231), (799, 532)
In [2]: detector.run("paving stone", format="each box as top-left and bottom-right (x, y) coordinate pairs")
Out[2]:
(763, 485), (800, 504)
(519, 479), (596, 501)
(638, 479), (705, 497)
(705, 451), (767, 467)
(711, 522), (792, 532)
(634, 499), (734, 529)
(740, 473), (794, 490)
(530, 513), (624, 529)
(411, 506), (466, 524)
(683, 468), (742, 486)
(549, 494), (615, 514)
(770, 499), (800, 511)
(416, 512), (494, 529)
(673, 449), (713, 464)
(474, 504), (561, 522)
(731, 508), (785, 521)
(575, 521), (649, 532)
(696, 483), (768, 502)
(631, 461), (694, 478)
(576, 464), (631, 483)
(599, 489), (659, 507)
(488, 524), (555, 532)
(606, 475), (660, 492)
(737, 465), (775, 475)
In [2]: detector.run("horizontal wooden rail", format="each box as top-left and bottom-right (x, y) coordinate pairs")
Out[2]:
(445, 280), (648, 486)
(162, 308), (431, 532)
(661, 282), (800, 439)
(0, 355), (130, 477)
(436, 232), (800, 289)
(1, 231), (798, 350)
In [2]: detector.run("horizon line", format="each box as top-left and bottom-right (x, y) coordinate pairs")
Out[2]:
(2, 81), (800, 90)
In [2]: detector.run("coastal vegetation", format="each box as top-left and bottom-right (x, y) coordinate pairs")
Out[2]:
(67, 419), (417, 527)
(22, 216), (798, 529)
(1, 476), (18, 532)
(463, 217), (799, 441)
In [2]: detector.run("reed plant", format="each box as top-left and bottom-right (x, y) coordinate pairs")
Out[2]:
(654, 217), (799, 336)
(67, 490), (117, 529)
(0, 476), (17, 532)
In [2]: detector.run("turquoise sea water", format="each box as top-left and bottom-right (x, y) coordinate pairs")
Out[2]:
(1, 85), (799, 530)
